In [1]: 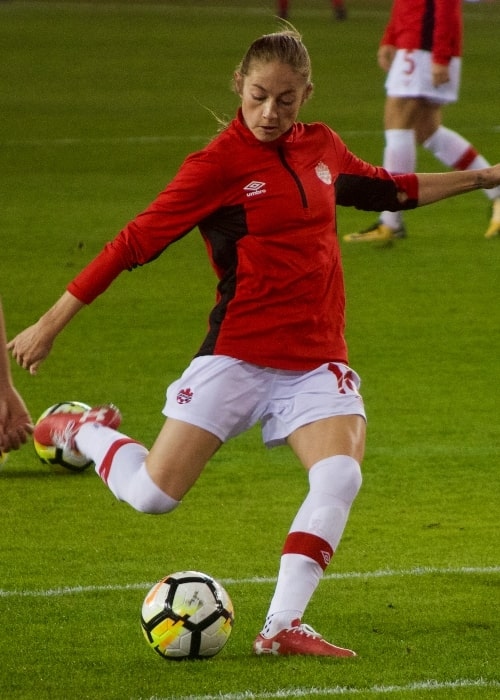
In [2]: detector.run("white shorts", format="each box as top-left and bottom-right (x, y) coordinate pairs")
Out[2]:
(385, 49), (461, 104)
(163, 356), (366, 448)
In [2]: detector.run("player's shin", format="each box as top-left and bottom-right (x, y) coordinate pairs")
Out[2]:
(262, 455), (362, 637)
(381, 129), (416, 230)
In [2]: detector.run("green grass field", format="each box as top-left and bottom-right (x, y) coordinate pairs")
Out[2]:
(1, 1), (499, 698)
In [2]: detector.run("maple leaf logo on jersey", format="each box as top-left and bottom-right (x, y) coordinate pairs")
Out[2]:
(315, 161), (332, 185)
(176, 388), (193, 404)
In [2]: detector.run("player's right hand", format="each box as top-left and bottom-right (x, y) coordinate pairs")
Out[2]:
(7, 323), (54, 375)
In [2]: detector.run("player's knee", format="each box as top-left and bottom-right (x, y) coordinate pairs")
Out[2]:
(310, 455), (362, 504)
(332, 457), (362, 503)
(129, 494), (178, 514)
(132, 500), (178, 515)
(125, 464), (181, 514)
(344, 458), (362, 502)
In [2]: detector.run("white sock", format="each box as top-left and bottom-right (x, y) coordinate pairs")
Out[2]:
(76, 424), (179, 514)
(380, 129), (416, 230)
(261, 554), (321, 637)
(262, 456), (362, 637)
(423, 126), (500, 200)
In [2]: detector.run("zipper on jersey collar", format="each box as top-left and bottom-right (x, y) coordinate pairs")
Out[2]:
(277, 146), (308, 209)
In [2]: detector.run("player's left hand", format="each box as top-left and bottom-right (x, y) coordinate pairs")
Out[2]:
(377, 45), (396, 72)
(0, 386), (33, 451)
(478, 163), (500, 189)
(431, 62), (449, 87)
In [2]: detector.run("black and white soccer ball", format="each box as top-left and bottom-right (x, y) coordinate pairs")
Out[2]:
(141, 571), (234, 660)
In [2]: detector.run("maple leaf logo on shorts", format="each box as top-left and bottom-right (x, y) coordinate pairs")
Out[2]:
(176, 388), (193, 404)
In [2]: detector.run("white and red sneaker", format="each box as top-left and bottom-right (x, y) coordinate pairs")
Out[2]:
(34, 404), (122, 453)
(253, 619), (356, 658)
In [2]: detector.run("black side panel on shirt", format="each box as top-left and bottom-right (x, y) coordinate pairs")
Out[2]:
(195, 204), (248, 356)
(335, 173), (418, 212)
(421, 0), (435, 52)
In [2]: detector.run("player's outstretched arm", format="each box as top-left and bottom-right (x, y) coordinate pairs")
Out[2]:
(416, 164), (500, 206)
(7, 291), (84, 376)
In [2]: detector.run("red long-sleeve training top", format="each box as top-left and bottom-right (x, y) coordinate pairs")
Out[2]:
(68, 111), (418, 371)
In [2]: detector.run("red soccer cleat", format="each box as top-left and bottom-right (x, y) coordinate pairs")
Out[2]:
(34, 404), (122, 453)
(253, 619), (356, 657)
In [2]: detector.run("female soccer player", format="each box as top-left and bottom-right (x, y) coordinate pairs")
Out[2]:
(9, 28), (500, 657)
(344, 0), (500, 242)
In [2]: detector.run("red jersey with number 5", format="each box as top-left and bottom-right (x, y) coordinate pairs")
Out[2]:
(381, 0), (462, 66)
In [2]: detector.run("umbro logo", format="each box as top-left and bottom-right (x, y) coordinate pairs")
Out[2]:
(243, 180), (267, 197)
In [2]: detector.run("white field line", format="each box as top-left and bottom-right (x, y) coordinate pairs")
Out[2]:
(167, 678), (500, 700)
(0, 565), (498, 599)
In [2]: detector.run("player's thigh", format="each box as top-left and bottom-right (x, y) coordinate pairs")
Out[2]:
(287, 414), (366, 470)
(414, 101), (442, 143)
(384, 96), (422, 129)
(146, 418), (222, 500)
(164, 356), (268, 442)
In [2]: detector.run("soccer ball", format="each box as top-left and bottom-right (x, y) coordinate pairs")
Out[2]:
(33, 401), (93, 473)
(141, 571), (234, 660)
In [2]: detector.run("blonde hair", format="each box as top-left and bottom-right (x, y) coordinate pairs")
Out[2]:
(233, 27), (313, 91)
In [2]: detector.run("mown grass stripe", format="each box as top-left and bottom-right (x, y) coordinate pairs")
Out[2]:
(1, 565), (498, 599)
(2, 125), (499, 148)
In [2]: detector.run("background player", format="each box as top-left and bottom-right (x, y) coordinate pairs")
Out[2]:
(344, 0), (500, 243)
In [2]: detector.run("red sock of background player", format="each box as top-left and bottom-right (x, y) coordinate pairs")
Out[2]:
(277, 0), (289, 18)
(261, 455), (362, 636)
